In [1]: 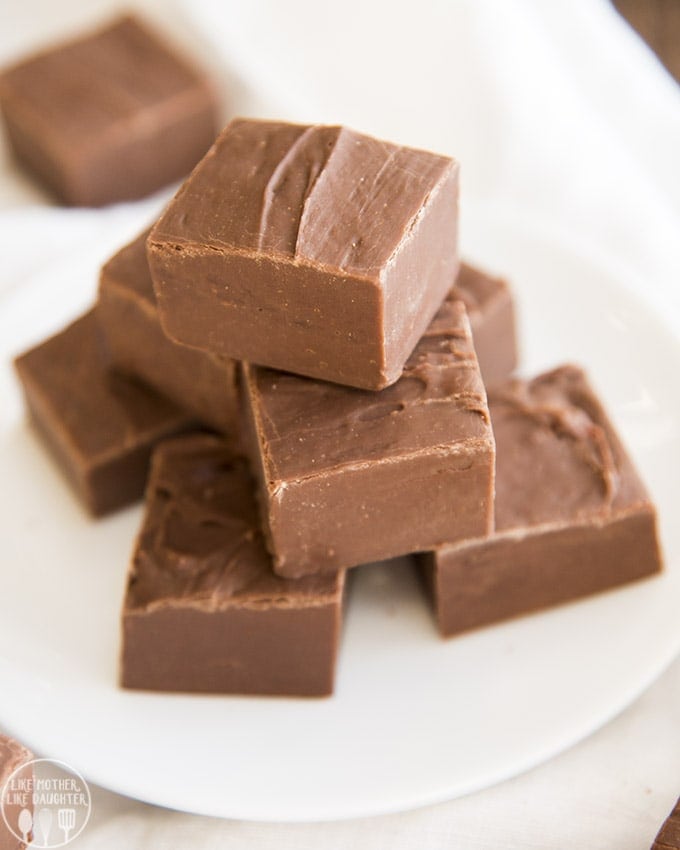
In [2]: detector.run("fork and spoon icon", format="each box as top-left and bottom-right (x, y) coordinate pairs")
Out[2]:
(17, 806), (76, 845)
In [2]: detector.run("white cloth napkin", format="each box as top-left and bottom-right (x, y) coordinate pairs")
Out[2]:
(1, 0), (679, 847)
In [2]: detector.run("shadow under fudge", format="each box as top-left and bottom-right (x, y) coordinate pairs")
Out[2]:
(420, 365), (663, 636)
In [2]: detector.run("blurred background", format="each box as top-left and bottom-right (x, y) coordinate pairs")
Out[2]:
(2, 0), (680, 314)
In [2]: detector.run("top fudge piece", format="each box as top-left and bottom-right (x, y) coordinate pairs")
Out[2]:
(242, 298), (494, 577)
(0, 15), (219, 206)
(148, 118), (459, 390)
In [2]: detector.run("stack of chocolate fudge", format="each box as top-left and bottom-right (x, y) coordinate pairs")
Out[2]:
(14, 118), (663, 697)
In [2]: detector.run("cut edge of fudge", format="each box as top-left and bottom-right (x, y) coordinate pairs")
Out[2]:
(421, 504), (662, 636)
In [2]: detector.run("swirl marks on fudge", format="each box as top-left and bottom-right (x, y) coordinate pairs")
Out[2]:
(125, 435), (342, 611)
(489, 366), (648, 530)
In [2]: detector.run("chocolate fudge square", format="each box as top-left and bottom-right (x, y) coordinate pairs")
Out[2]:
(14, 311), (196, 517)
(421, 365), (663, 636)
(121, 434), (345, 696)
(98, 228), (239, 435)
(652, 797), (680, 850)
(0, 15), (219, 206)
(243, 298), (495, 578)
(148, 118), (459, 390)
(0, 735), (33, 850)
(454, 262), (518, 388)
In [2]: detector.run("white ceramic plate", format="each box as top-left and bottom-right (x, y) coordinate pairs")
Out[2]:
(0, 206), (678, 822)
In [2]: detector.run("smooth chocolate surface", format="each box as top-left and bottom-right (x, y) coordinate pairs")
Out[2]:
(98, 229), (239, 435)
(652, 798), (680, 850)
(14, 311), (196, 517)
(121, 434), (345, 696)
(0, 735), (33, 850)
(453, 262), (518, 387)
(0, 15), (218, 206)
(242, 297), (494, 578)
(421, 365), (663, 636)
(148, 118), (459, 389)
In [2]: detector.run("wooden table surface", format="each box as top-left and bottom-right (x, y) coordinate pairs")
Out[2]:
(614, 0), (680, 83)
